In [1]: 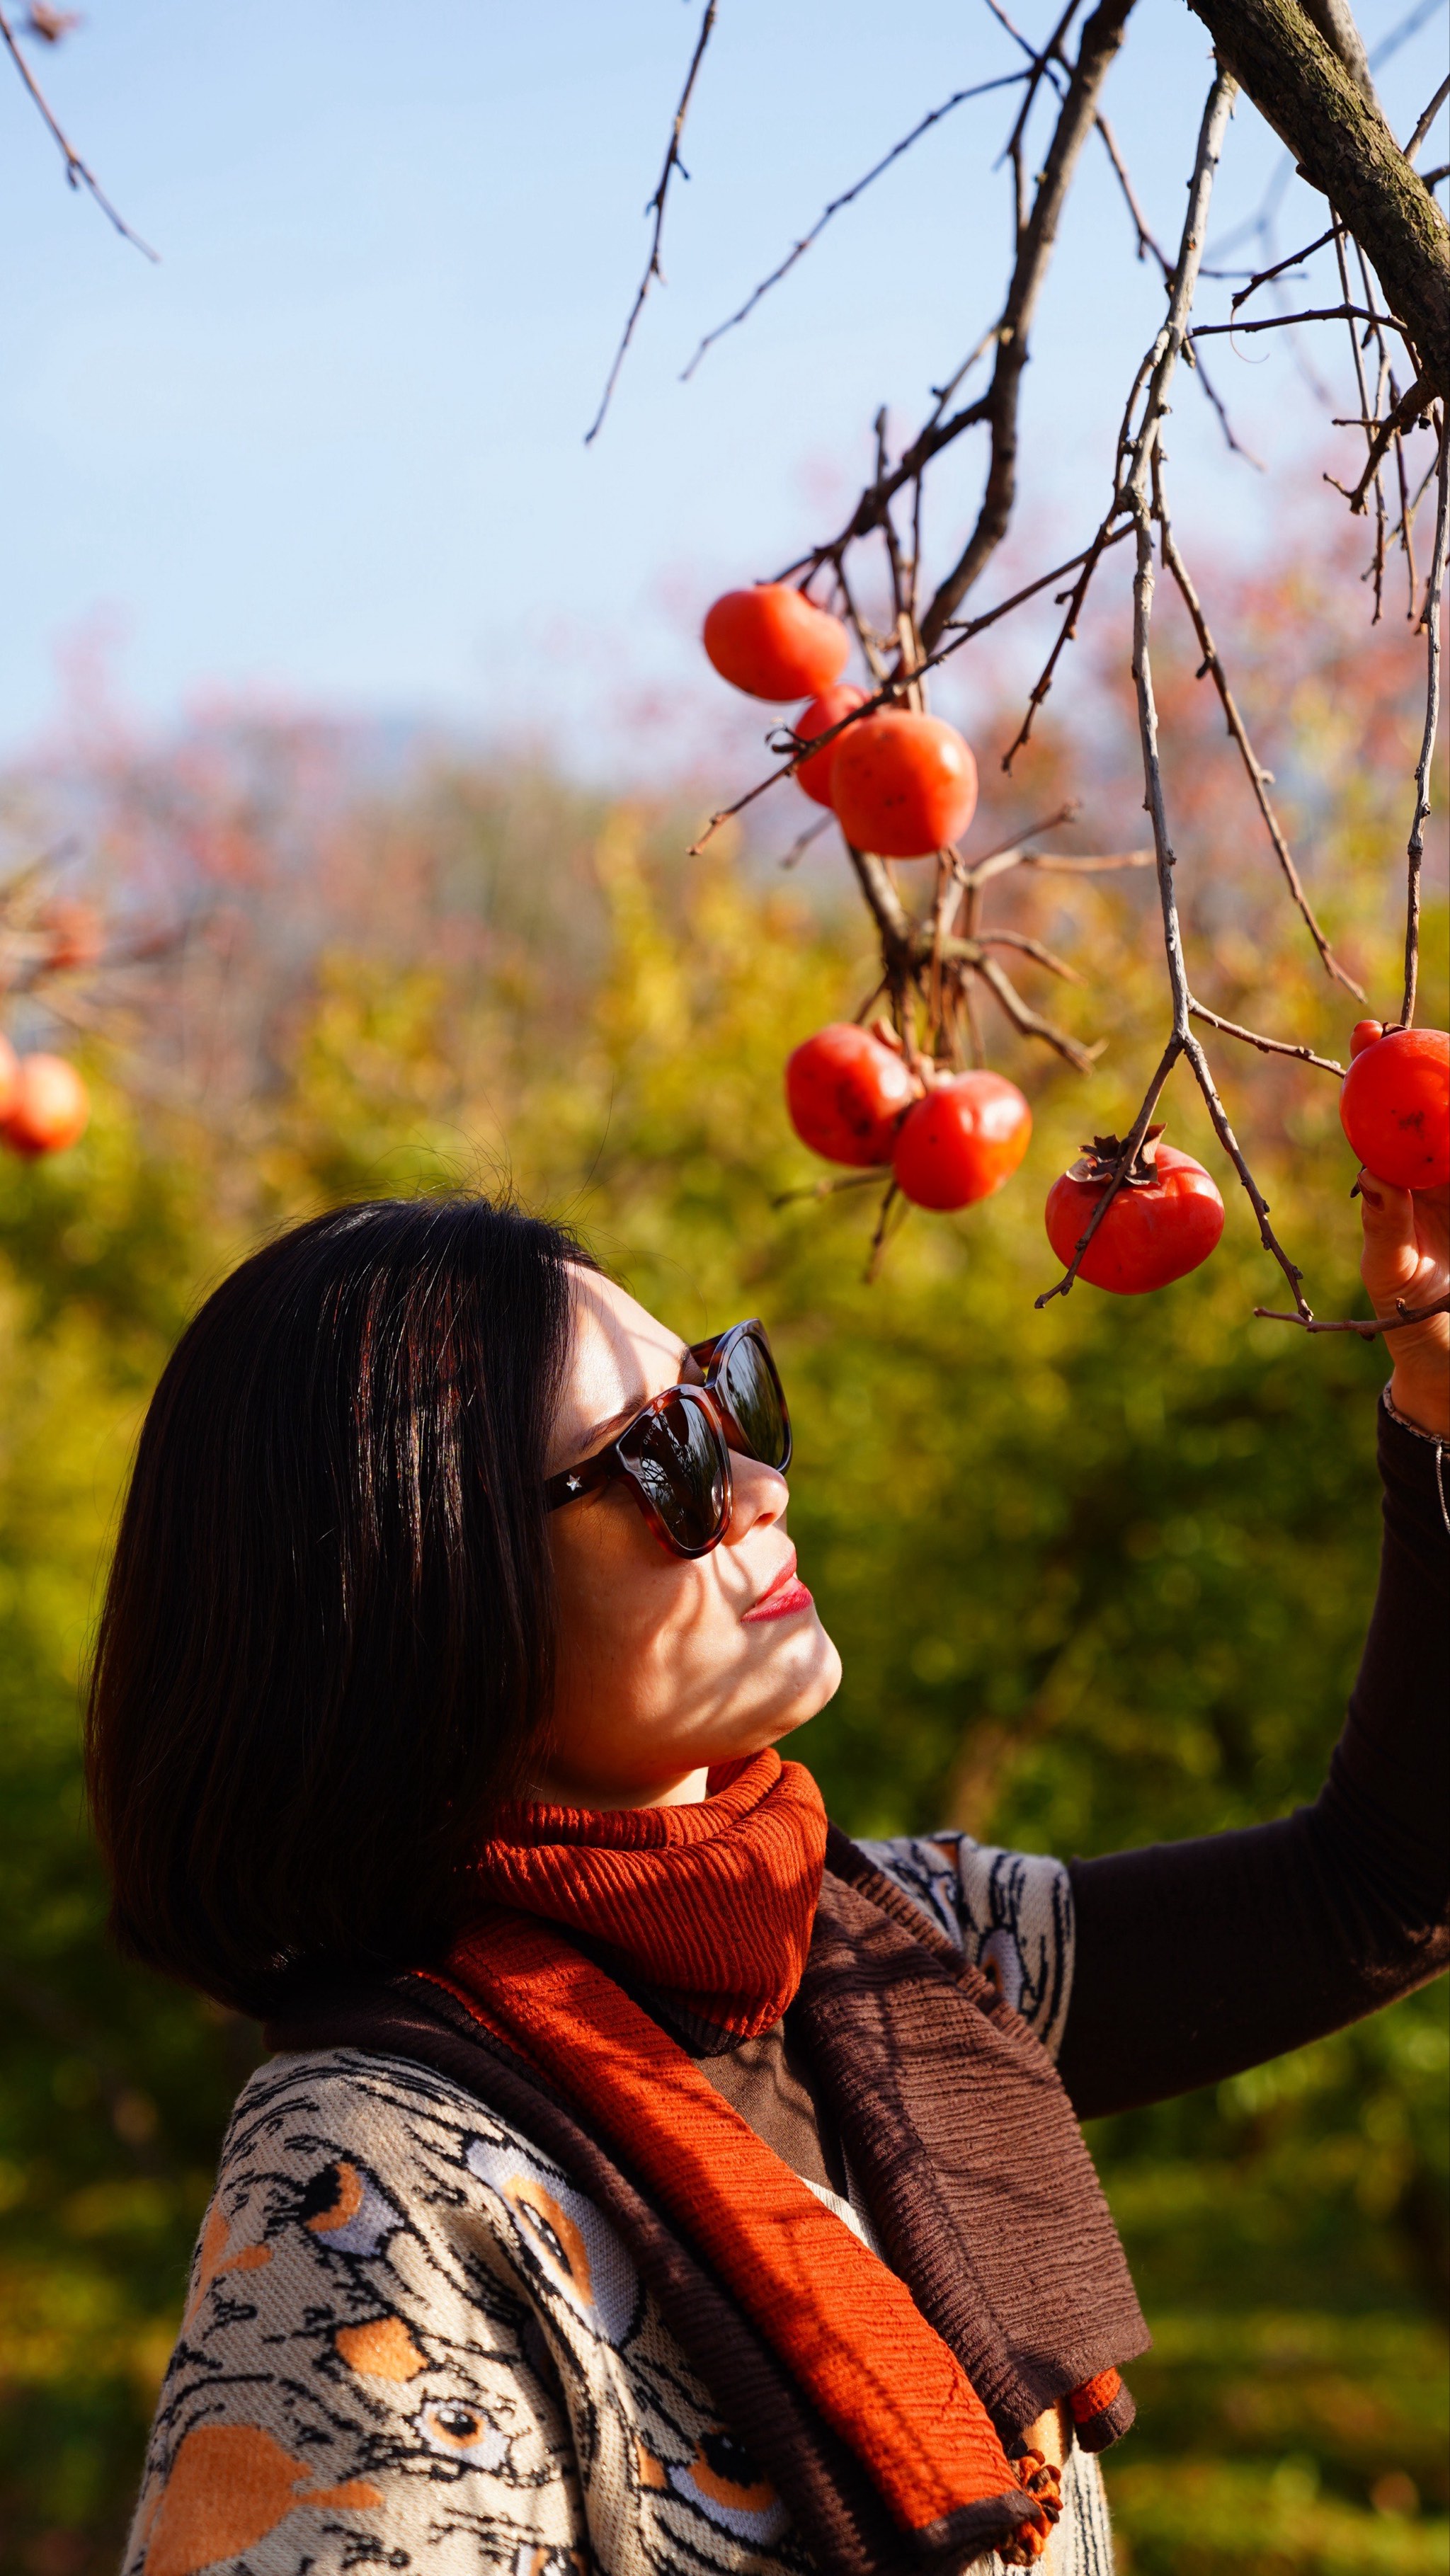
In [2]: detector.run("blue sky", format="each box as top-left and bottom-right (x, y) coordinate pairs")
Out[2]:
(0, 0), (1444, 772)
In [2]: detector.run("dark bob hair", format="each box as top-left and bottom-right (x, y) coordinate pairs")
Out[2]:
(86, 1196), (590, 2015)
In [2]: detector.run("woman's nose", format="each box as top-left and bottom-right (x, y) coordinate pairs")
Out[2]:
(725, 1453), (789, 1544)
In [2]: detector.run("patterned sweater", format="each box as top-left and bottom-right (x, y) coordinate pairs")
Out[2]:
(121, 1402), (1450, 2576)
(125, 1835), (1114, 2576)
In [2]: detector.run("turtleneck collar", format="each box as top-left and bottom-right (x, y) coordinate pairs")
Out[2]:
(463, 1748), (828, 2040)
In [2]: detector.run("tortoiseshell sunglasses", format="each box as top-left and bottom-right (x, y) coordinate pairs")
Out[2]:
(544, 1320), (792, 1559)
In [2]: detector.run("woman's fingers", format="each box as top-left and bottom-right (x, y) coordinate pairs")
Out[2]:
(1360, 1174), (1450, 1439)
(1357, 1172), (1429, 1312)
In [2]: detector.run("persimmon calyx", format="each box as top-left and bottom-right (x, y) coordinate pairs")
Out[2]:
(1067, 1123), (1166, 1186)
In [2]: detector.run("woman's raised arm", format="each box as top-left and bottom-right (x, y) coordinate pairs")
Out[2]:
(1057, 1177), (1449, 2121)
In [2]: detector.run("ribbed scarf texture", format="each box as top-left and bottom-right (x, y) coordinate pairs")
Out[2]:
(430, 1749), (1144, 2563)
(464, 1747), (826, 2039)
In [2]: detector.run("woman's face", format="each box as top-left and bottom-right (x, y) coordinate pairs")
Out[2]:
(537, 1270), (843, 1809)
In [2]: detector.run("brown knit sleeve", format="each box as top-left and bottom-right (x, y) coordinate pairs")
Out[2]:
(1057, 1398), (1450, 2121)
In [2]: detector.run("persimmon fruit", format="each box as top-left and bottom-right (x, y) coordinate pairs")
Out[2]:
(1044, 1133), (1223, 1293)
(1338, 1024), (1449, 1189)
(703, 585), (851, 702)
(830, 709), (978, 859)
(891, 1070), (1031, 1208)
(0, 1032), (16, 1124)
(785, 1024), (916, 1167)
(794, 685), (869, 807)
(2, 1053), (90, 1157)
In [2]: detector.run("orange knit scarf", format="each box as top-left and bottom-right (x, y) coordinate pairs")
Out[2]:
(426, 1751), (1057, 2562)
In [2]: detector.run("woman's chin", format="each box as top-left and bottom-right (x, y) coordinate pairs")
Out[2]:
(759, 1622), (844, 1739)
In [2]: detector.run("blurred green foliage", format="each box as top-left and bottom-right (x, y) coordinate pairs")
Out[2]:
(0, 569), (1445, 2570)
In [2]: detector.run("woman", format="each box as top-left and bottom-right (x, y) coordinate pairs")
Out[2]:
(91, 1178), (1447, 2576)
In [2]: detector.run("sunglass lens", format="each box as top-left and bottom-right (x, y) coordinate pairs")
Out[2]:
(621, 1392), (729, 1552)
(719, 1334), (790, 1471)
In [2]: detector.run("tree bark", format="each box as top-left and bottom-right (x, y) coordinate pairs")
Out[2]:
(1183, 0), (1450, 399)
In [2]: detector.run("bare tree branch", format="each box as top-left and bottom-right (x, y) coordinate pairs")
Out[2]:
(1257, 1290), (1450, 1334)
(1039, 72), (1309, 1315)
(776, 816), (833, 871)
(974, 951), (1100, 1067)
(971, 927), (1088, 982)
(1189, 302), (1410, 340)
(1405, 74), (1450, 164)
(687, 529), (1135, 854)
(1400, 420), (1449, 1024)
(1017, 848), (1157, 874)
(1296, 0), (1378, 111)
(584, 0), (718, 444)
(0, 4), (156, 256)
(1230, 224), (1340, 306)
(1183, 0), (1450, 400)
(679, 71), (1027, 381)
(920, 0), (1140, 651)
(1095, 110), (1167, 265)
(1156, 498), (1364, 990)
(1335, 366), (1432, 510)
(1001, 507), (1125, 766)
(1187, 1000), (1345, 1075)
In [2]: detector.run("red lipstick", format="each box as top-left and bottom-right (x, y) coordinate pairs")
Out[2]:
(742, 1551), (814, 1622)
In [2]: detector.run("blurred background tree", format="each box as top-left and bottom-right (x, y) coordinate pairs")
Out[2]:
(0, 542), (1444, 2575)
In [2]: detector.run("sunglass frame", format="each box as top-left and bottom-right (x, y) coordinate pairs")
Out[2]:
(543, 1319), (790, 1559)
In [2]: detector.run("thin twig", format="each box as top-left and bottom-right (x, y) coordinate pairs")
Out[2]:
(1332, 223), (1386, 617)
(961, 802), (1082, 872)
(988, 0), (1081, 234)
(1336, 370), (1433, 514)
(1095, 111), (1168, 265)
(1101, 125), (1263, 476)
(1041, 73), (1308, 1317)
(1189, 304), (1409, 341)
(974, 951), (1100, 1069)
(1400, 423), (1449, 1026)
(1187, 1000), (1345, 1075)
(772, 1168), (886, 1208)
(1405, 73), (1450, 162)
(1156, 497), (1364, 992)
(776, 816), (833, 871)
(864, 1179), (904, 1283)
(0, 4), (156, 256)
(680, 71), (1027, 379)
(1256, 1291), (1450, 1336)
(833, 555), (892, 683)
(584, 0), (718, 443)
(1019, 848), (1156, 874)
(1191, 348), (1265, 464)
(943, 522), (1136, 634)
(1229, 225), (1340, 307)
(927, 847), (956, 1032)
(688, 528), (1135, 854)
(842, 838), (915, 955)
(1001, 506), (1125, 766)
(920, 0), (1138, 651)
(1391, 373), (1419, 613)
(974, 927), (1087, 982)
(775, 386), (995, 583)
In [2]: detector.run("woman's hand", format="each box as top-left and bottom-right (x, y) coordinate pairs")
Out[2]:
(1359, 1174), (1450, 1438)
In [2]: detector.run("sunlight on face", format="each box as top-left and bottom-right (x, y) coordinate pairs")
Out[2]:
(537, 1270), (842, 1809)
